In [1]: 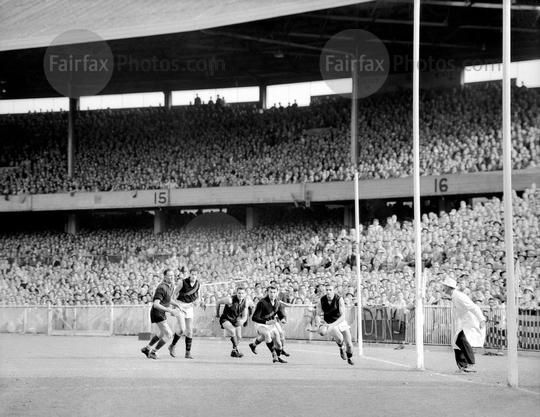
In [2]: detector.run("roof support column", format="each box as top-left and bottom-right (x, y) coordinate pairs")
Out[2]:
(67, 97), (79, 178)
(164, 90), (172, 109)
(65, 213), (78, 235)
(154, 209), (168, 235)
(246, 207), (259, 230)
(259, 83), (267, 109)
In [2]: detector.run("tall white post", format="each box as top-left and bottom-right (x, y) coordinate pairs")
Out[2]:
(413, 0), (424, 370)
(354, 172), (363, 356)
(502, 0), (518, 388)
(351, 55), (359, 166)
(110, 304), (115, 336)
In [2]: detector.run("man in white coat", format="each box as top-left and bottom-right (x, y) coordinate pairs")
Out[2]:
(441, 277), (486, 373)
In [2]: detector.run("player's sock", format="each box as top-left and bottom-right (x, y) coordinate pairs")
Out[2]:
(185, 336), (193, 353)
(275, 348), (282, 356)
(266, 342), (275, 353)
(148, 335), (159, 347)
(254, 338), (262, 346)
(280, 338), (290, 356)
(171, 333), (181, 346)
(336, 340), (343, 347)
(230, 336), (238, 349)
(346, 350), (354, 365)
(155, 338), (166, 351)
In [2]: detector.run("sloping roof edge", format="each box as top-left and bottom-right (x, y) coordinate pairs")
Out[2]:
(0, 0), (372, 51)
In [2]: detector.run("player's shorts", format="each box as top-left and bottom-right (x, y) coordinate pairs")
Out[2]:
(254, 322), (272, 334)
(175, 301), (194, 319)
(219, 318), (241, 329)
(254, 322), (281, 335)
(150, 308), (167, 324)
(273, 320), (285, 335)
(328, 320), (350, 333)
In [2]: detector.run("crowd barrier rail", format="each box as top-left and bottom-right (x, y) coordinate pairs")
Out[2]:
(0, 305), (538, 350)
(1, 168), (538, 212)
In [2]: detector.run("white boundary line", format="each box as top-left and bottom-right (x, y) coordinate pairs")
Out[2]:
(363, 355), (411, 369)
(362, 354), (540, 396)
(294, 347), (539, 396)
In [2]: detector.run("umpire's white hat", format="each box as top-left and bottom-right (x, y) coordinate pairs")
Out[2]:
(441, 277), (457, 289)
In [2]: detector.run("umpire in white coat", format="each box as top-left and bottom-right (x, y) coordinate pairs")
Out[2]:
(441, 277), (486, 373)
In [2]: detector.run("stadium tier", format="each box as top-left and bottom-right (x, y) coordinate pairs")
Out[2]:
(0, 83), (538, 195)
(0, 186), (538, 309)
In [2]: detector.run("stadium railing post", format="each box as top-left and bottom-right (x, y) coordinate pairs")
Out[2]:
(46, 303), (52, 336)
(109, 304), (114, 336)
(22, 306), (28, 334)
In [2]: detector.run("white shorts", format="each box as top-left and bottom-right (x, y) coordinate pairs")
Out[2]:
(176, 301), (194, 319)
(273, 321), (285, 335)
(328, 321), (350, 333)
(254, 322), (279, 335)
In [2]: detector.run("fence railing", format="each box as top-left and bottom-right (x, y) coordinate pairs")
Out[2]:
(0, 305), (538, 350)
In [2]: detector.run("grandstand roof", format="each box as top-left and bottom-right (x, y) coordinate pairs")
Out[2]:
(1, 0), (539, 99)
(0, 0), (368, 51)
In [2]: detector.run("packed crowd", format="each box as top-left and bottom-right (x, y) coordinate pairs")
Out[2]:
(1, 83), (538, 195)
(0, 185), (538, 309)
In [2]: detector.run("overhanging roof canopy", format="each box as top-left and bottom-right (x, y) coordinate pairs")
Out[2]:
(0, 0), (538, 99)
(0, 0), (369, 51)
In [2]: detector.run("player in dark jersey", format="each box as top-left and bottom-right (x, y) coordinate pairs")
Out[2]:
(141, 269), (176, 359)
(269, 280), (290, 357)
(215, 287), (248, 358)
(248, 287), (291, 357)
(315, 283), (354, 365)
(249, 286), (288, 363)
(168, 267), (201, 359)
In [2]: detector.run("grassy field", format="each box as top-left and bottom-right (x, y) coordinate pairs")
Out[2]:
(0, 334), (539, 417)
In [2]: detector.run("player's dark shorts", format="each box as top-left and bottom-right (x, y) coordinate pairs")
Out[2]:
(219, 317), (241, 329)
(150, 308), (167, 324)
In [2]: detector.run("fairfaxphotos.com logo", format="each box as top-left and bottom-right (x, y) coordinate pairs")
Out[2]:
(320, 29), (390, 99)
(48, 54), (111, 73)
(44, 29), (114, 98)
(114, 54), (226, 76)
(44, 29), (228, 98)
(324, 53), (386, 73)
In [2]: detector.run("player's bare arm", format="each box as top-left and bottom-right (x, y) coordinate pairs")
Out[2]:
(239, 305), (248, 326)
(329, 297), (346, 327)
(314, 300), (323, 326)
